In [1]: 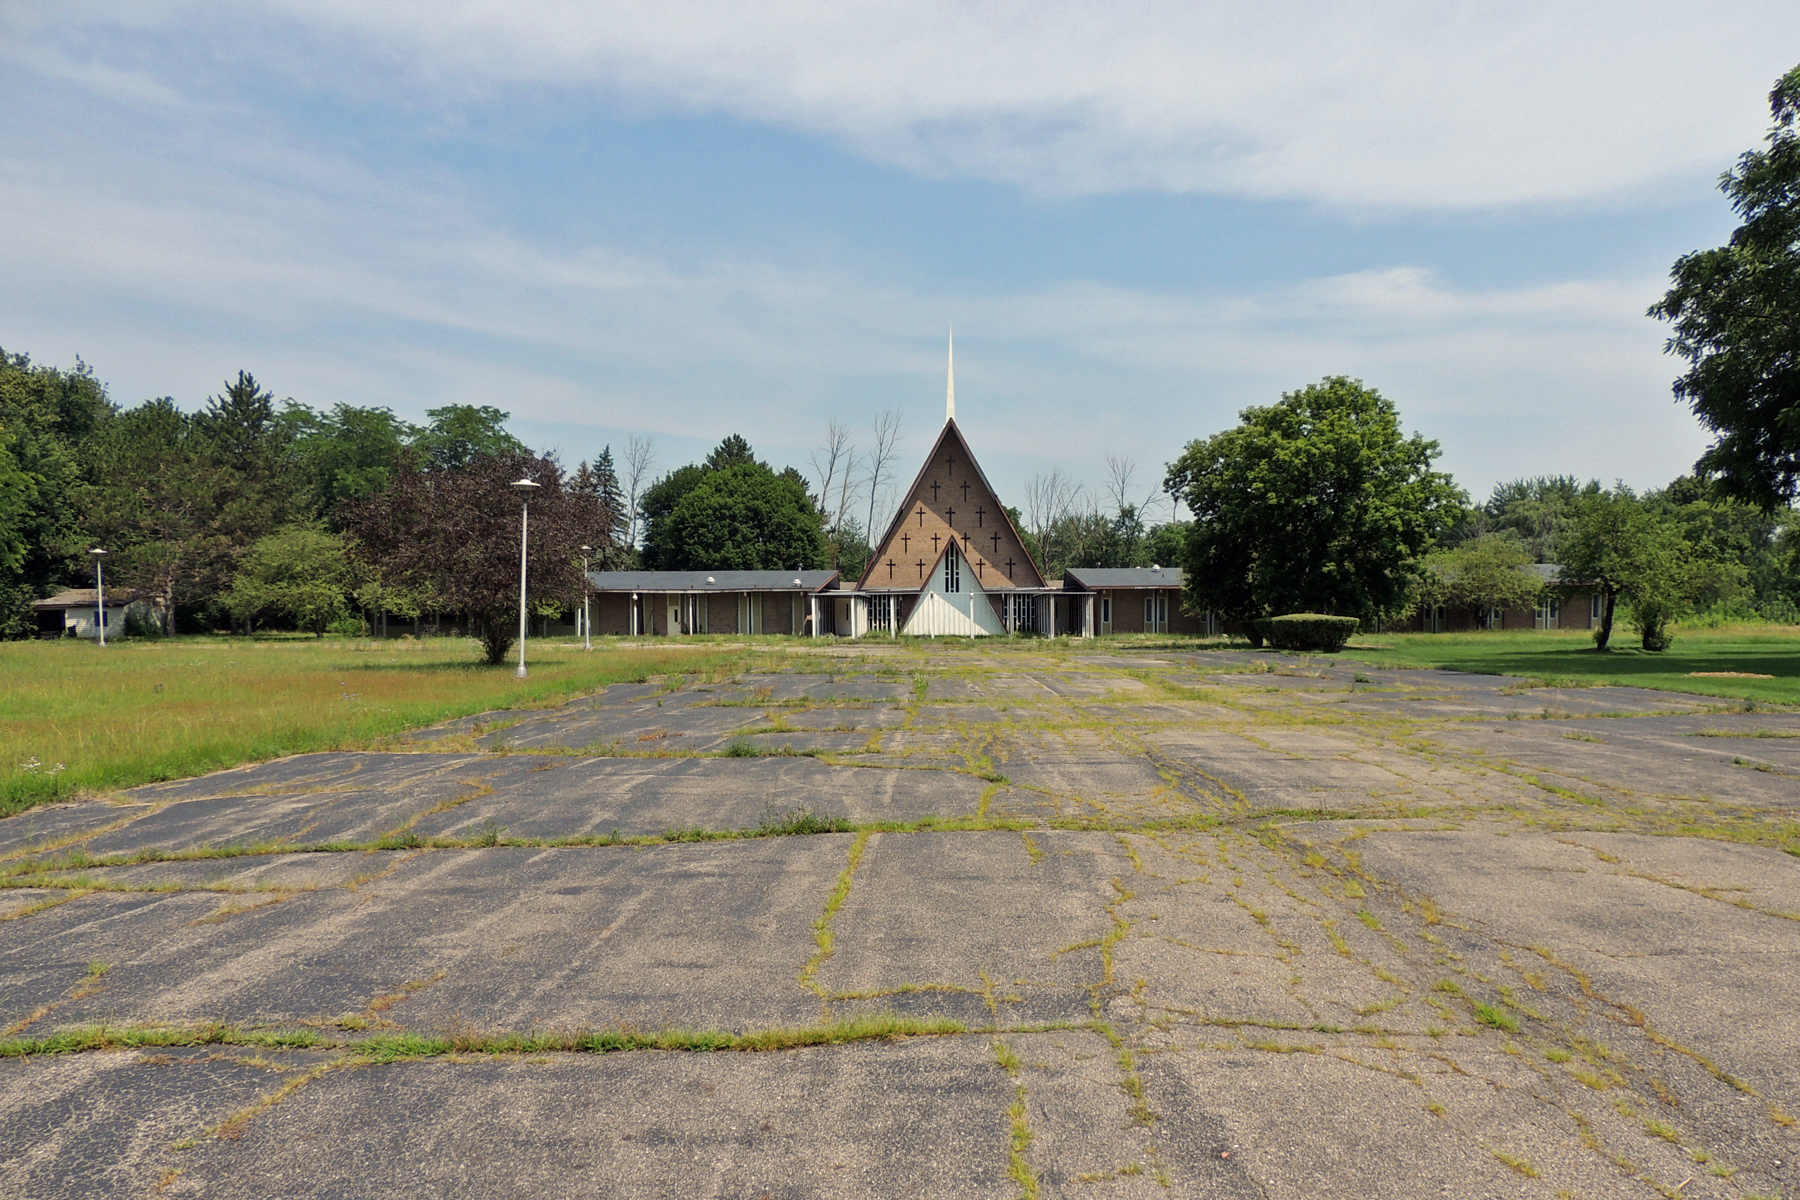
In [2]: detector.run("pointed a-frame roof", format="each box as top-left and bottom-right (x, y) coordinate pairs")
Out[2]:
(856, 418), (1046, 592)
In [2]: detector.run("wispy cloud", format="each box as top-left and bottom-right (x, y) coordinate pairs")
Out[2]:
(21, 0), (1794, 208)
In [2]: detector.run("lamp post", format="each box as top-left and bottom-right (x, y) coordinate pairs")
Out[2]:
(88, 548), (107, 647)
(510, 478), (541, 678)
(579, 545), (592, 651)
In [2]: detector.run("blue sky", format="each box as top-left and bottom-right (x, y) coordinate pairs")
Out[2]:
(4, 3), (1798, 526)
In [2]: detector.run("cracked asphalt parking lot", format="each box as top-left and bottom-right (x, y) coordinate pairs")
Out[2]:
(4, 642), (1799, 1198)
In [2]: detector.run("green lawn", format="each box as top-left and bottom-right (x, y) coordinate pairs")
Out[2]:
(1339, 624), (1800, 705)
(1, 635), (754, 816)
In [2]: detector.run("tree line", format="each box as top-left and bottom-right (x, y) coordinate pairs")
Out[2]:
(5, 353), (1794, 660)
(0, 359), (628, 659)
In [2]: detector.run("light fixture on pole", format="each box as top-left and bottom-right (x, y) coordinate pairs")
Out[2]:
(88, 548), (107, 648)
(510, 478), (541, 678)
(579, 545), (592, 651)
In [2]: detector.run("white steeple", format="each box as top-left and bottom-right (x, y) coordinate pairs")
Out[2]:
(946, 327), (956, 423)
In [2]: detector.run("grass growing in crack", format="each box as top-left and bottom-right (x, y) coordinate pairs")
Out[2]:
(799, 831), (871, 996)
(3, 1013), (967, 1061)
(1488, 1149), (1539, 1178)
(992, 1039), (1041, 1200)
(210, 1061), (344, 1140)
(755, 803), (854, 837)
(1, 1023), (329, 1057)
(1472, 1003), (1520, 1031)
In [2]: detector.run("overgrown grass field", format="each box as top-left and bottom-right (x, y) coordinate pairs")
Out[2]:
(1340, 624), (1800, 704)
(1, 636), (753, 816)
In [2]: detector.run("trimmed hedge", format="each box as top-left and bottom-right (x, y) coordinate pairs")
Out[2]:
(1253, 613), (1360, 652)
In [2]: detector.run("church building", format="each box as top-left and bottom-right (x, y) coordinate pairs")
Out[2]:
(585, 337), (1196, 638)
(832, 341), (1066, 636)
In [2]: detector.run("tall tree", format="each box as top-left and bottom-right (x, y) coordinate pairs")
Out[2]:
(82, 398), (236, 633)
(1165, 376), (1464, 630)
(279, 401), (417, 520)
(0, 425), (34, 639)
(568, 454), (630, 571)
(0, 350), (115, 610)
(413, 405), (528, 470)
(639, 436), (826, 571)
(638, 463), (711, 569)
(591, 447), (631, 566)
(861, 408), (903, 548)
(193, 372), (304, 608)
(1484, 476), (1601, 562)
(344, 452), (603, 664)
(660, 463), (826, 571)
(624, 434), (655, 553)
(705, 434), (756, 471)
(1651, 63), (1800, 508)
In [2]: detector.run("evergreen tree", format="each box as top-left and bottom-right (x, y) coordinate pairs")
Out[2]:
(593, 446), (630, 565)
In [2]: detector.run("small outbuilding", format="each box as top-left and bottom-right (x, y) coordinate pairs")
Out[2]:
(32, 588), (152, 639)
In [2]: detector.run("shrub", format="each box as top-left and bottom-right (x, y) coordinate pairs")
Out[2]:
(1256, 613), (1360, 652)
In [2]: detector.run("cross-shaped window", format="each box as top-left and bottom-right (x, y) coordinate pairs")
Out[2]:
(960, 481), (970, 501)
(930, 532), (941, 553)
(916, 504), (927, 526)
(916, 559), (927, 578)
(929, 481), (940, 501)
(946, 452), (956, 471)
(902, 533), (910, 553)
(990, 531), (1001, 553)
(945, 506), (955, 525)
(975, 506), (985, 527)
(886, 559), (896, 579)
(1005, 557), (1015, 579)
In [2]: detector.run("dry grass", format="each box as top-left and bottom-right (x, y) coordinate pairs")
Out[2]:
(1, 636), (751, 815)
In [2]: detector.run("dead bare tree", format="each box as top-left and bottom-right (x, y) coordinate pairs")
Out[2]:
(862, 408), (903, 543)
(624, 434), (655, 549)
(809, 420), (854, 521)
(1025, 466), (1082, 543)
(1103, 454), (1138, 516)
(834, 452), (860, 533)
(1105, 452), (1170, 522)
